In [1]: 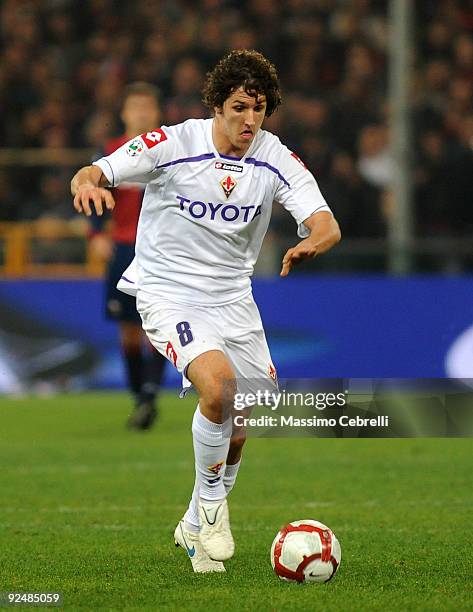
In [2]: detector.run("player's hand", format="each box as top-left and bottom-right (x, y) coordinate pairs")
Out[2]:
(73, 185), (115, 217)
(89, 234), (114, 262)
(280, 238), (318, 277)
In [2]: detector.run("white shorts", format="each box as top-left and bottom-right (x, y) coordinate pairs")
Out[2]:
(136, 292), (278, 397)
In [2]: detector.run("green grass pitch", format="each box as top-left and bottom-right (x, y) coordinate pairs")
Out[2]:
(0, 392), (471, 611)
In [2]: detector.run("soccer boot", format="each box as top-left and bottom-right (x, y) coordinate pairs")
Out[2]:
(198, 498), (235, 561)
(126, 399), (157, 431)
(174, 520), (225, 573)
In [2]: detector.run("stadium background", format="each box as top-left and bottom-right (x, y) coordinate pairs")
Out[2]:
(0, 0), (472, 393)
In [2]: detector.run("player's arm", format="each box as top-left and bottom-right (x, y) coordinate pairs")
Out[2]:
(274, 145), (341, 277)
(72, 128), (173, 217)
(71, 165), (115, 217)
(280, 211), (341, 277)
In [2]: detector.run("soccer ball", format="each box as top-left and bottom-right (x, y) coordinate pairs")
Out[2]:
(270, 519), (341, 583)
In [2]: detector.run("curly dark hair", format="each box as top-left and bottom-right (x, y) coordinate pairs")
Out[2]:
(202, 50), (282, 117)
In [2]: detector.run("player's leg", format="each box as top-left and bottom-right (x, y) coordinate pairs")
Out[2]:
(183, 351), (234, 528)
(141, 336), (167, 404)
(105, 242), (159, 429)
(125, 334), (167, 430)
(119, 322), (161, 430)
(224, 422), (246, 495)
(105, 263), (143, 406)
(223, 403), (251, 494)
(185, 350), (236, 561)
(221, 295), (278, 495)
(137, 296), (231, 569)
(118, 321), (144, 398)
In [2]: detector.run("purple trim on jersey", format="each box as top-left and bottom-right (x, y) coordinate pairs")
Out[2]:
(120, 275), (134, 284)
(244, 157), (290, 188)
(219, 154), (242, 161)
(155, 152), (215, 170)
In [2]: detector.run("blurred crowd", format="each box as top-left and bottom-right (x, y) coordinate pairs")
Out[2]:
(0, 0), (472, 265)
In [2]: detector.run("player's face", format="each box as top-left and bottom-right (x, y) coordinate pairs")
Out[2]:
(121, 94), (161, 136)
(215, 87), (267, 155)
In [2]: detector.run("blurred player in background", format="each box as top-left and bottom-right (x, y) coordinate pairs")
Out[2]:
(72, 51), (340, 573)
(89, 82), (166, 431)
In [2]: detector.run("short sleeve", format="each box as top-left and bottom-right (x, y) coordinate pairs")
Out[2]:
(274, 147), (332, 238)
(93, 127), (176, 187)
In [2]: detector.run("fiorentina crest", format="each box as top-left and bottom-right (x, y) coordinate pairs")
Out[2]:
(220, 175), (236, 198)
(208, 461), (224, 475)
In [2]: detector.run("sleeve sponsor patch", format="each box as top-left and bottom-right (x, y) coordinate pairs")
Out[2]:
(290, 151), (307, 169)
(141, 129), (168, 148)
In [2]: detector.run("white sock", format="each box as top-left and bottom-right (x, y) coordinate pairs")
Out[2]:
(183, 482), (200, 532)
(184, 456), (241, 530)
(191, 406), (231, 503)
(223, 459), (241, 495)
(184, 407), (231, 530)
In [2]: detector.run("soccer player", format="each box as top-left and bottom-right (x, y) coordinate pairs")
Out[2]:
(88, 82), (167, 430)
(71, 50), (341, 573)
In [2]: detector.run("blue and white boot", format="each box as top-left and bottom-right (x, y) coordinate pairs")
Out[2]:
(174, 519), (226, 573)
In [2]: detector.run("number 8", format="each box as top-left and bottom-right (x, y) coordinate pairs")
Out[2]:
(176, 321), (193, 347)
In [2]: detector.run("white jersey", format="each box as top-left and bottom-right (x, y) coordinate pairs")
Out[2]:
(94, 118), (332, 306)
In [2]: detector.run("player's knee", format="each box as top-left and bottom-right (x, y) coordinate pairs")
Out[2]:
(188, 350), (237, 421)
(201, 376), (236, 421)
